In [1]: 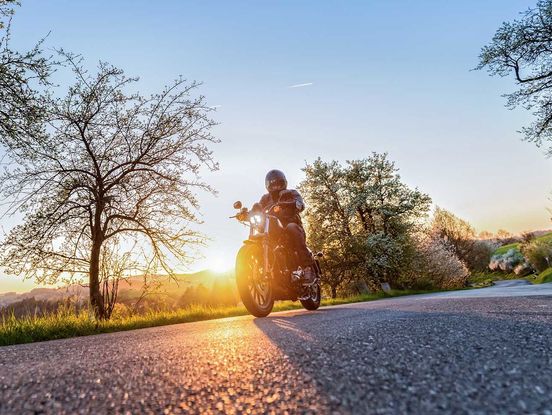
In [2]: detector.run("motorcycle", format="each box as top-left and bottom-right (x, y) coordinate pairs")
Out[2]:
(231, 200), (323, 317)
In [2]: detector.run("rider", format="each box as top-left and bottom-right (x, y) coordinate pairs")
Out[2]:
(255, 169), (315, 283)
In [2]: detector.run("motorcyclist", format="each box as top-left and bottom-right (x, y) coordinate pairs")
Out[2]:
(255, 169), (315, 283)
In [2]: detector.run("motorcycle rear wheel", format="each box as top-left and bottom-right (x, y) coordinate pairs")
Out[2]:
(300, 283), (321, 311)
(236, 244), (274, 317)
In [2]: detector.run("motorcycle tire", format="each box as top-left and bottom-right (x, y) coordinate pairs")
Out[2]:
(236, 244), (274, 317)
(300, 283), (321, 311)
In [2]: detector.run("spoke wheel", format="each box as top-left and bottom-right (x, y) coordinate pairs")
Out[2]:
(300, 283), (321, 310)
(236, 245), (274, 317)
(300, 260), (321, 311)
(247, 257), (271, 309)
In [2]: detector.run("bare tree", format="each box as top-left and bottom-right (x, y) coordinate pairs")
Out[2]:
(0, 0), (52, 143)
(477, 0), (552, 156)
(97, 239), (142, 319)
(431, 207), (494, 272)
(0, 55), (218, 319)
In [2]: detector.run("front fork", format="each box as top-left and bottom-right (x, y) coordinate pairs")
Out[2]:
(262, 239), (270, 279)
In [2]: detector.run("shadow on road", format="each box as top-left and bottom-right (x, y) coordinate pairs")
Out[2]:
(253, 296), (552, 413)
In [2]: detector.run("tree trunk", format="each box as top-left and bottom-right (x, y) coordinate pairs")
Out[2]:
(357, 207), (369, 232)
(89, 238), (105, 319)
(331, 285), (337, 299)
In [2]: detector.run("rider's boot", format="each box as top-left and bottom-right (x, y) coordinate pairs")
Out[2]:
(302, 266), (315, 284)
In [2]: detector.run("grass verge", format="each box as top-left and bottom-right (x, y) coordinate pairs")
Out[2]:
(470, 268), (552, 286)
(492, 231), (552, 256)
(468, 271), (520, 287)
(0, 289), (433, 347)
(494, 242), (520, 256)
(533, 268), (552, 284)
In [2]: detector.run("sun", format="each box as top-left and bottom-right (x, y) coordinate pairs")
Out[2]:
(208, 256), (233, 274)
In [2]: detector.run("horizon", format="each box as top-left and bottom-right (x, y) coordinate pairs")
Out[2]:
(1, 0), (551, 294)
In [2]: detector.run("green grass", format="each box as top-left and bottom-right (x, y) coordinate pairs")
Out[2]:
(533, 268), (552, 284)
(469, 267), (552, 285)
(493, 231), (552, 256)
(468, 271), (520, 285)
(0, 289), (436, 347)
(494, 242), (520, 256)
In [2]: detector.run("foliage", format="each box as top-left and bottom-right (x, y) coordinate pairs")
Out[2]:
(299, 159), (357, 297)
(0, 296), (86, 320)
(300, 154), (431, 293)
(341, 279), (372, 297)
(513, 261), (534, 277)
(468, 240), (496, 272)
(360, 232), (406, 288)
(490, 232), (552, 275)
(534, 267), (552, 283)
(520, 238), (552, 272)
(400, 232), (469, 290)
(0, 54), (218, 319)
(477, 0), (552, 156)
(431, 207), (493, 272)
(343, 155), (431, 235)
(495, 230), (520, 246)
(468, 271), (519, 284)
(478, 230), (495, 240)
(489, 248), (527, 273)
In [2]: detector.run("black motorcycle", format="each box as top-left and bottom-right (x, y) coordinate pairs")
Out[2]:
(231, 200), (322, 317)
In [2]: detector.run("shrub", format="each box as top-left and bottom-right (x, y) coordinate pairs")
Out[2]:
(489, 249), (526, 273)
(430, 208), (495, 272)
(400, 234), (469, 290)
(520, 239), (552, 273)
(513, 262), (533, 276)
(465, 240), (495, 272)
(360, 232), (405, 287)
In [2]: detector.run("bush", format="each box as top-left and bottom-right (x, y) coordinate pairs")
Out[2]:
(361, 232), (405, 287)
(400, 234), (469, 290)
(430, 207), (495, 272)
(535, 268), (552, 284)
(489, 249), (526, 273)
(464, 240), (495, 272)
(513, 262), (533, 276)
(520, 239), (552, 273)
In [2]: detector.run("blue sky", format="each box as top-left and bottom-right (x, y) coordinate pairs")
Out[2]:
(2, 0), (551, 292)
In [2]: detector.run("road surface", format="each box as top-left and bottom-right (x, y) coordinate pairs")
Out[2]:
(1, 282), (552, 414)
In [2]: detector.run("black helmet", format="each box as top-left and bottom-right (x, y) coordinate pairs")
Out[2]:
(265, 169), (287, 193)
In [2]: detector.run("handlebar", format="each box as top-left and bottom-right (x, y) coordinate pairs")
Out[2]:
(230, 201), (296, 221)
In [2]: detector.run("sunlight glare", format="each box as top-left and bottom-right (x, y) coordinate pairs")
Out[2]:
(209, 256), (233, 274)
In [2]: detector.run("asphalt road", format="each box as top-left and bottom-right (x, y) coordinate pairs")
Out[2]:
(2, 282), (552, 414)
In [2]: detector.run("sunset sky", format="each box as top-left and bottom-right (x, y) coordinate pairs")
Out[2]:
(1, 0), (551, 293)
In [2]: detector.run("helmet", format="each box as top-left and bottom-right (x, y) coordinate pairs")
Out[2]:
(265, 169), (287, 193)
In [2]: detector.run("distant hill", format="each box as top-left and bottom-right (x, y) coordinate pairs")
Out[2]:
(0, 285), (88, 308)
(0, 270), (234, 308)
(493, 230), (552, 256)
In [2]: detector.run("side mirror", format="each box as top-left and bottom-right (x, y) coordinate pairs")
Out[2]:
(233, 201), (242, 209)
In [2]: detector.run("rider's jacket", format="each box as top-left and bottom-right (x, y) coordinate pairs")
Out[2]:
(257, 189), (305, 226)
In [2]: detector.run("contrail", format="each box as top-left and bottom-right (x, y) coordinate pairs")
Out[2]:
(287, 82), (313, 89)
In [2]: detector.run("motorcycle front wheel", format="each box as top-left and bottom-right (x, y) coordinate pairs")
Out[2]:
(236, 244), (274, 317)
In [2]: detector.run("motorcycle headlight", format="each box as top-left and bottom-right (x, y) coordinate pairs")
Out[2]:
(249, 214), (263, 225)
